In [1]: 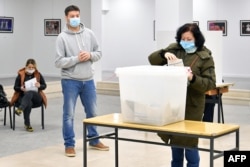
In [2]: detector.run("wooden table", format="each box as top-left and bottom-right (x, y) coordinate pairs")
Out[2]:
(83, 113), (239, 167)
(205, 82), (234, 123)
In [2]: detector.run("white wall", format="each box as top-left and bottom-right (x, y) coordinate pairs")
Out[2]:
(0, 0), (91, 78)
(99, 0), (250, 79)
(193, 0), (250, 78)
(101, 0), (156, 71)
(0, 0), (250, 80)
(155, 0), (193, 32)
(0, 0), (33, 77)
(91, 0), (103, 81)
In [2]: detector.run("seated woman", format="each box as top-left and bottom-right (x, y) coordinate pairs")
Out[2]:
(10, 58), (47, 132)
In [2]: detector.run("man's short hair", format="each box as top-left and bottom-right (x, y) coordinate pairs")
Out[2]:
(64, 5), (80, 16)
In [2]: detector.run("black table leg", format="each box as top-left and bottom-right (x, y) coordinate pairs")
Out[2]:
(210, 138), (214, 167)
(83, 123), (87, 167)
(115, 128), (119, 167)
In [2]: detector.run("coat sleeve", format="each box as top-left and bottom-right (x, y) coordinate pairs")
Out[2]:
(13, 75), (22, 92)
(148, 49), (168, 65)
(38, 73), (47, 91)
(148, 43), (181, 65)
(89, 30), (102, 62)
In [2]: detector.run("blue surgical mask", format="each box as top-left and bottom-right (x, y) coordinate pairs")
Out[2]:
(69, 17), (80, 27)
(180, 40), (197, 53)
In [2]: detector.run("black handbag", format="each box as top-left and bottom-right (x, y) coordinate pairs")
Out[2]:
(0, 84), (9, 108)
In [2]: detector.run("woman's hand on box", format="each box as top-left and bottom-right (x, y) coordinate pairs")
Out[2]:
(164, 52), (177, 60)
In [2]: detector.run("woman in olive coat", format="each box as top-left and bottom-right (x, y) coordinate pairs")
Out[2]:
(148, 23), (216, 167)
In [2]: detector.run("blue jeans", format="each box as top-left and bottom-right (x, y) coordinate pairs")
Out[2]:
(61, 79), (100, 148)
(171, 147), (200, 167)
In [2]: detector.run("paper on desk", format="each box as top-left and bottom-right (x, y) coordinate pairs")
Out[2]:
(25, 78), (38, 92)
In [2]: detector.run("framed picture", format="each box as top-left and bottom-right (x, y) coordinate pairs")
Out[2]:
(207, 20), (227, 36)
(44, 19), (61, 36)
(193, 21), (199, 26)
(240, 20), (250, 36)
(0, 17), (14, 33)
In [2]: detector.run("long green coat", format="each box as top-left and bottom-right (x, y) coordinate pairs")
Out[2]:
(148, 43), (216, 147)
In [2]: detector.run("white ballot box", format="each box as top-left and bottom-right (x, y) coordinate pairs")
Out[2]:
(115, 65), (187, 126)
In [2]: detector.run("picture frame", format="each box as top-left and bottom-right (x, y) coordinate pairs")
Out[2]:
(0, 17), (14, 33)
(207, 20), (227, 36)
(240, 20), (250, 36)
(44, 19), (61, 36)
(193, 21), (199, 26)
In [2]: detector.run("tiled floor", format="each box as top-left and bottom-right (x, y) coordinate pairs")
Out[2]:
(0, 92), (249, 167)
(1, 74), (250, 167)
(0, 129), (248, 167)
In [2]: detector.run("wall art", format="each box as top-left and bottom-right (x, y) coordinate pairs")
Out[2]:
(0, 17), (14, 33)
(207, 20), (227, 36)
(240, 20), (250, 36)
(44, 19), (61, 36)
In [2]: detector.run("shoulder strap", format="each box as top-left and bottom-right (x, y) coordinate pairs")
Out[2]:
(190, 55), (199, 68)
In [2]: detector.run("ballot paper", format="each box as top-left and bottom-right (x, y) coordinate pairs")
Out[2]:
(168, 59), (184, 66)
(24, 78), (38, 92)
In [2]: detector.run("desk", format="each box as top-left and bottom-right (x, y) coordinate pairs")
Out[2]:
(83, 113), (239, 167)
(205, 83), (234, 123)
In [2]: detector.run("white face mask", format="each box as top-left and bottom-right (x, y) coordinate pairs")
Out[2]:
(69, 17), (80, 27)
(26, 69), (35, 74)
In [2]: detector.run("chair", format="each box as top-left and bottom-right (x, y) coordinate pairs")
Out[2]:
(1, 105), (12, 129)
(12, 103), (45, 130)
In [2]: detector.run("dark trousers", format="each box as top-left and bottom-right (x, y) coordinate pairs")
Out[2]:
(18, 91), (42, 126)
(203, 95), (216, 122)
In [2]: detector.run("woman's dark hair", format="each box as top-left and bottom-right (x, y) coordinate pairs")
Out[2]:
(64, 5), (80, 16)
(175, 23), (205, 50)
(25, 58), (37, 68)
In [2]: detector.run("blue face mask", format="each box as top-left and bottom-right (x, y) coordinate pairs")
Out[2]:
(180, 40), (197, 53)
(69, 17), (80, 27)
